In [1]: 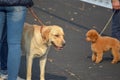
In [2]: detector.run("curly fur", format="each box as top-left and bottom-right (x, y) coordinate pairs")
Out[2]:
(86, 29), (120, 64)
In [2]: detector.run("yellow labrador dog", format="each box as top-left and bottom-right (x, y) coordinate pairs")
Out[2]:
(22, 23), (65, 80)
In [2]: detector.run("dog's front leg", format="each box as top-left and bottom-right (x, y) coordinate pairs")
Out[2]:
(111, 49), (120, 64)
(26, 55), (33, 80)
(40, 55), (47, 80)
(95, 52), (103, 63)
(92, 52), (96, 62)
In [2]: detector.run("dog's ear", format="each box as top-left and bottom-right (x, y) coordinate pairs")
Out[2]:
(91, 31), (99, 42)
(42, 28), (51, 41)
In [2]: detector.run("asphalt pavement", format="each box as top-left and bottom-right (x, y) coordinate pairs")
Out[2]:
(19, 0), (120, 80)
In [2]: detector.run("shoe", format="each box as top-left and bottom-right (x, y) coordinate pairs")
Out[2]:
(0, 74), (24, 80)
(0, 74), (8, 80)
(0, 70), (8, 80)
(0, 78), (4, 80)
(17, 76), (25, 80)
(0, 76), (25, 80)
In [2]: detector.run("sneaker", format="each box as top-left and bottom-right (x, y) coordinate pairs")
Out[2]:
(17, 76), (25, 80)
(0, 76), (25, 80)
(0, 70), (8, 80)
(0, 74), (24, 80)
(0, 77), (4, 80)
(0, 74), (8, 80)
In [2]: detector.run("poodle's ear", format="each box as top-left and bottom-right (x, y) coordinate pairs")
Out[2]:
(91, 31), (99, 42)
(42, 28), (51, 41)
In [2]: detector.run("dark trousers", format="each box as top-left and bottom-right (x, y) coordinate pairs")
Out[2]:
(111, 10), (120, 40)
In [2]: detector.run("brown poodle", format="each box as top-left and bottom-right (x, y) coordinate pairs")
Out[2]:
(86, 29), (120, 64)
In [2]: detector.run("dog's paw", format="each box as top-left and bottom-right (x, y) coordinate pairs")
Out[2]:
(111, 60), (118, 64)
(26, 77), (31, 80)
(95, 61), (100, 64)
(92, 58), (96, 62)
(95, 60), (101, 64)
(40, 78), (45, 80)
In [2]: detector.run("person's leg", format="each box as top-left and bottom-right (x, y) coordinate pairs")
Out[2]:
(0, 24), (8, 79)
(0, 7), (6, 80)
(0, 7), (6, 69)
(111, 10), (120, 40)
(6, 6), (27, 80)
(1, 22), (8, 71)
(0, 7), (5, 52)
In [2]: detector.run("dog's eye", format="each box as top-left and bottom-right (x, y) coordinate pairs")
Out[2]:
(55, 35), (59, 37)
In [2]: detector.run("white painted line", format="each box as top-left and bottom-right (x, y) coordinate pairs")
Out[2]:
(80, 0), (112, 9)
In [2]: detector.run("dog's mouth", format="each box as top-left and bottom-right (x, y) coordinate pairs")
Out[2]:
(51, 42), (64, 50)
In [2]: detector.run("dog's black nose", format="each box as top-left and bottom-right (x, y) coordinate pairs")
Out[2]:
(62, 42), (66, 47)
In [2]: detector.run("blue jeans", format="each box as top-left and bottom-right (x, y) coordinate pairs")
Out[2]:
(0, 6), (27, 80)
(0, 23), (8, 71)
(111, 10), (120, 40)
